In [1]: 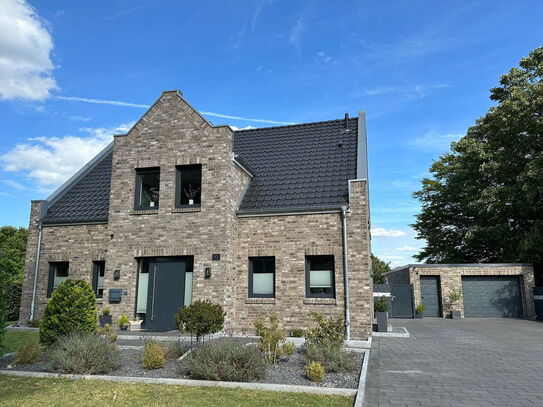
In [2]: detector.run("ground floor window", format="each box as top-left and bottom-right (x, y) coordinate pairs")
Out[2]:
(248, 256), (275, 298)
(92, 261), (105, 298)
(47, 261), (69, 297)
(305, 255), (335, 298)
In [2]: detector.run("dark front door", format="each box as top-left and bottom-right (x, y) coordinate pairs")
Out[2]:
(390, 284), (414, 318)
(420, 276), (442, 317)
(462, 276), (523, 318)
(146, 259), (186, 331)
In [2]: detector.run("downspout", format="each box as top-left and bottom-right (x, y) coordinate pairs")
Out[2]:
(341, 206), (351, 340)
(29, 222), (43, 322)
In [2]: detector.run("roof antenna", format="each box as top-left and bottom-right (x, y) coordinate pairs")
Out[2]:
(344, 113), (349, 128)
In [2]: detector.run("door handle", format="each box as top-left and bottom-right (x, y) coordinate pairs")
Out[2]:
(151, 266), (157, 321)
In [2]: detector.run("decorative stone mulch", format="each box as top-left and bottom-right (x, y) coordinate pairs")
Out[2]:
(0, 340), (363, 389)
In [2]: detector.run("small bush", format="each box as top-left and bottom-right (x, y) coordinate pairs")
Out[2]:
(14, 338), (41, 365)
(118, 314), (129, 329)
(305, 313), (345, 349)
(175, 301), (225, 342)
(415, 304), (426, 314)
(374, 296), (390, 313)
(305, 361), (325, 382)
(40, 280), (97, 347)
(254, 314), (288, 364)
(183, 339), (266, 382)
(290, 328), (305, 338)
(281, 342), (296, 356)
(47, 333), (120, 374)
(97, 324), (117, 342)
(102, 307), (111, 316)
(28, 318), (41, 328)
(163, 341), (186, 360)
(303, 344), (358, 373)
(141, 339), (166, 370)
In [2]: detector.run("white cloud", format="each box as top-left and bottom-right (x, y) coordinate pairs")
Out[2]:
(410, 132), (463, 152)
(1, 122), (133, 188)
(3, 179), (26, 190)
(0, 0), (57, 100)
(289, 17), (305, 50)
(316, 51), (332, 64)
(395, 245), (417, 252)
(229, 125), (255, 131)
(361, 84), (448, 99)
(69, 115), (92, 122)
(371, 228), (407, 238)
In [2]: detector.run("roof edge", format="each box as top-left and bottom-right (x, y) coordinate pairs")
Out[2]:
(237, 205), (344, 217)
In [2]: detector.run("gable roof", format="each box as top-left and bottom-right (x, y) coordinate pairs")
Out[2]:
(40, 116), (361, 224)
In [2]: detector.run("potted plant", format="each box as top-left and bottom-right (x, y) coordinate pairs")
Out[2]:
(99, 307), (112, 327)
(448, 289), (462, 319)
(374, 296), (390, 332)
(119, 314), (130, 330)
(184, 185), (200, 206)
(415, 304), (425, 319)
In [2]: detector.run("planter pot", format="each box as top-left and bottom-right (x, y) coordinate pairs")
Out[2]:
(376, 311), (389, 332)
(99, 315), (112, 327)
(415, 312), (424, 319)
(120, 325), (128, 331)
(450, 310), (461, 319)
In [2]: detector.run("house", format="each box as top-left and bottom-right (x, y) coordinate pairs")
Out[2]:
(18, 90), (373, 339)
(384, 264), (536, 318)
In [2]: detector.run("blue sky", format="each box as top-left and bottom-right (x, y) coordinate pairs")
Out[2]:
(1, 0), (542, 266)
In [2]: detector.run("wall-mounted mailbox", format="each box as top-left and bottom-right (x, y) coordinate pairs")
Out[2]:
(212, 254), (220, 261)
(109, 288), (122, 303)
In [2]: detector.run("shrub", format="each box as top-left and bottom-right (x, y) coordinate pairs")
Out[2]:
(102, 307), (111, 316)
(183, 340), (266, 382)
(175, 301), (225, 342)
(141, 339), (166, 369)
(118, 314), (129, 329)
(254, 314), (288, 364)
(303, 344), (358, 373)
(374, 296), (390, 313)
(14, 338), (41, 365)
(305, 361), (325, 382)
(305, 312), (345, 349)
(39, 280), (97, 347)
(46, 333), (120, 374)
(163, 341), (187, 360)
(97, 324), (117, 342)
(448, 289), (462, 304)
(281, 342), (296, 356)
(28, 318), (41, 328)
(290, 328), (305, 338)
(415, 304), (426, 314)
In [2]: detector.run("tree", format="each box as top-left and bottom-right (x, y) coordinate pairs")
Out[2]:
(413, 46), (543, 264)
(371, 254), (391, 284)
(0, 226), (28, 320)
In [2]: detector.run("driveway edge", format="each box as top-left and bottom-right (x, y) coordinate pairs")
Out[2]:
(353, 348), (370, 407)
(0, 369), (357, 397)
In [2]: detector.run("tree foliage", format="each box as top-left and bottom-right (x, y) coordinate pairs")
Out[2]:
(175, 300), (225, 342)
(0, 226), (27, 320)
(371, 254), (391, 284)
(413, 46), (543, 264)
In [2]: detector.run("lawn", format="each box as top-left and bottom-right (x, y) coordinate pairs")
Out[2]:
(0, 330), (39, 355)
(0, 376), (354, 407)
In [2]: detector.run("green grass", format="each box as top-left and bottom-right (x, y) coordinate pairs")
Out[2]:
(0, 376), (354, 407)
(0, 330), (39, 355)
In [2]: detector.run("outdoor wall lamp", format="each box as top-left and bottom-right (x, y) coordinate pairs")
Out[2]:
(204, 267), (212, 279)
(114, 269), (121, 280)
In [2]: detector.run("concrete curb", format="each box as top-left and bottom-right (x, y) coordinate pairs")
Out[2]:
(0, 352), (14, 361)
(6, 326), (38, 331)
(372, 327), (409, 338)
(353, 349), (370, 407)
(0, 369), (358, 397)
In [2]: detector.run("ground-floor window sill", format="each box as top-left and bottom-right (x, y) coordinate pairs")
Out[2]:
(245, 298), (276, 304)
(303, 298), (337, 305)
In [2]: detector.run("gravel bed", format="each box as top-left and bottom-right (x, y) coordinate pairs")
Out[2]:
(0, 340), (363, 389)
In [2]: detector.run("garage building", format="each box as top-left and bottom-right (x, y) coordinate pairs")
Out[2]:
(384, 264), (536, 319)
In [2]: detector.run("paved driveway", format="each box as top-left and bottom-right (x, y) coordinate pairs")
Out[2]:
(364, 318), (543, 407)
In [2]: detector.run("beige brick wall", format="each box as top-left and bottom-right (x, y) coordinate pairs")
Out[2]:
(19, 91), (372, 339)
(409, 265), (536, 318)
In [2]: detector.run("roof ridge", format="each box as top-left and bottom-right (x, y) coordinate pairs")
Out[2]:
(233, 117), (358, 133)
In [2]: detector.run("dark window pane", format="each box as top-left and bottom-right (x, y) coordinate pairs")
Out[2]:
(249, 257), (275, 298)
(93, 261), (105, 299)
(178, 165), (201, 206)
(49, 262), (69, 296)
(139, 171), (160, 208)
(306, 256), (335, 298)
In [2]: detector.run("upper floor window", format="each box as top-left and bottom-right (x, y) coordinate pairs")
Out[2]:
(176, 164), (202, 207)
(305, 255), (335, 298)
(47, 262), (69, 297)
(135, 168), (160, 210)
(248, 256), (275, 298)
(92, 261), (105, 299)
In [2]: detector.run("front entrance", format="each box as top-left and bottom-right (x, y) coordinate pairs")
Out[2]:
(144, 258), (187, 331)
(420, 276), (442, 317)
(390, 284), (414, 318)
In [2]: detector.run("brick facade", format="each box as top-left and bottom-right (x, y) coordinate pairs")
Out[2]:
(385, 264), (536, 319)
(19, 91), (372, 339)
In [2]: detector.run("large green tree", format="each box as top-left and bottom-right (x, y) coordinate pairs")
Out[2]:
(413, 46), (543, 263)
(371, 254), (391, 284)
(0, 226), (28, 320)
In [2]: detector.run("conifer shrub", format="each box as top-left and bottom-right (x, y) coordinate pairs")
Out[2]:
(175, 300), (225, 342)
(141, 339), (166, 370)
